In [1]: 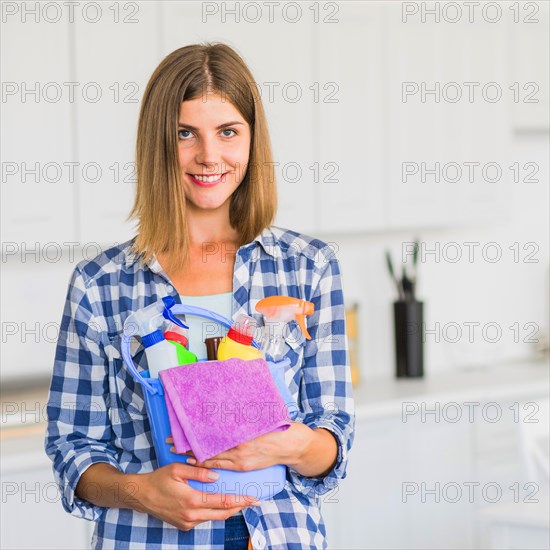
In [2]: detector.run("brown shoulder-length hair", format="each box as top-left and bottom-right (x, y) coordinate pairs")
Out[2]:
(128, 42), (277, 274)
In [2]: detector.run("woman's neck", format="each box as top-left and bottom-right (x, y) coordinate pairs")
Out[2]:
(185, 201), (240, 247)
(156, 201), (240, 280)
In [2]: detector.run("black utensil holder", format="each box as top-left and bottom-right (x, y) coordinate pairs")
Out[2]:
(393, 300), (424, 378)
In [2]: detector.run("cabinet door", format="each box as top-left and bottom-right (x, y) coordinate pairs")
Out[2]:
(471, 394), (548, 546)
(385, 5), (449, 229)
(385, 4), (511, 229)
(508, 3), (550, 131)
(404, 411), (475, 549)
(73, 2), (161, 246)
(1, 433), (90, 549)
(437, 18), (512, 225)
(1, 15), (75, 245)
(316, 1), (387, 233)
(322, 416), (409, 549)
(160, 1), (316, 234)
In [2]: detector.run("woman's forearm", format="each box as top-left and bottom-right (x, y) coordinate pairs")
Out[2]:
(75, 463), (145, 512)
(286, 424), (338, 478)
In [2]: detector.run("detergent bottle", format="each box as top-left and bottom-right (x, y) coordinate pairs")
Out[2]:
(217, 313), (263, 361)
(123, 296), (189, 378)
(255, 296), (315, 361)
(164, 323), (197, 365)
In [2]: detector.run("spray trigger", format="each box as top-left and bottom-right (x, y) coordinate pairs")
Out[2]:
(162, 296), (189, 329)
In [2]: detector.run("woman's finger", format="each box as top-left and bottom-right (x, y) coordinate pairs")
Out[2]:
(169, 446), (197, 458)
(196, 492), (260, 511)
(184, 504), (257, 527)
(198, 459), (239, 470)
(169, 446), (192, 456)
(202, 505), (258, 521)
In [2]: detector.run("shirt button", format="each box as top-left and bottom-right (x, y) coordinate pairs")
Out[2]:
(252, 534), (266, 549)
(166, 285), (173, 293)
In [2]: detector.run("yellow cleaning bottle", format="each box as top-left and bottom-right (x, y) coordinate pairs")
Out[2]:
(217, 313), (263, 361)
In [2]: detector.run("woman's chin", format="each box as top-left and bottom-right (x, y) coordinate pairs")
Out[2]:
(186, 197), (230, 212)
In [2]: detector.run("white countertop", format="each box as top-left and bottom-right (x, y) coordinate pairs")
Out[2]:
(352, 359), (549, 419)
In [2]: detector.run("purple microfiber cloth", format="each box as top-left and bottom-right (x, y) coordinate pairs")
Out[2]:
(164, 387), (191, 453)
(159, 358), (291, 463)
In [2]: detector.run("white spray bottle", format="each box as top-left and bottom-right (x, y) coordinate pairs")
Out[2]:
(123, 296), (189, 378)
(255, 296), (314, 361)
(255, 296), (315, 420)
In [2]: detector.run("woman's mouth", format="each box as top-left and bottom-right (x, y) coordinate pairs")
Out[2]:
(188, 173), (228, 188)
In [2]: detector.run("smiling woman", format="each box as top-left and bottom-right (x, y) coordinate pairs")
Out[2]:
(44, 42), (355, 550)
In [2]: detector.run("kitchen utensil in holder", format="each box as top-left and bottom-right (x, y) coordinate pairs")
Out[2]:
(393, 300), (424, 378)
(121, 304), (287, 500)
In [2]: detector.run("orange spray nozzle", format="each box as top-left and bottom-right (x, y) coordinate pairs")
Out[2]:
(255, 296), (315, 340)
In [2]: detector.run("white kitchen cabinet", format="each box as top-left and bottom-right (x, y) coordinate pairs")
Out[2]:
(508, 3), (550, 131)
(1, 2), (525, 250)
(404, 414), (475, 549)
(438, 18), (512, 226)
(159, 1), (317, 235)
(384, 3), (512, 229)
(314, 1), (513, 235)
(320, 369), (548, 550)
(326, 414), (474, 550)
(470, 395), (548, 547)
(477, 495), (550, 550)
(322, 416), (409, 549)
(1, 15), (76, 245)
(381, 4), (448, 230)
(1, 430), (91, 549)
(73, 2), (161, 246)
(315, 1), (387, 234)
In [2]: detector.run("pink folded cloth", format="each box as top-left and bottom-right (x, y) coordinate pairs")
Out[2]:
(159, 358), (291, 463)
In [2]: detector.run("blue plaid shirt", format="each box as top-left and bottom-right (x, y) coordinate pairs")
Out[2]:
(45, 226), (355, 549)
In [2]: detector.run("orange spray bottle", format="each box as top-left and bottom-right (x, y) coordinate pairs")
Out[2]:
(255, 296), (314, 361)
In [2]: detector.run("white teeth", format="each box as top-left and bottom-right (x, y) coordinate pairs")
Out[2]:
(193, 174), (223, 183)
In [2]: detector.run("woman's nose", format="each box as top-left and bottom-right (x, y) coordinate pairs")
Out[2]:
(195, 135), (220, 169)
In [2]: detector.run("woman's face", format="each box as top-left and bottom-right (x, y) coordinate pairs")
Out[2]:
(177, 93), (251, 212)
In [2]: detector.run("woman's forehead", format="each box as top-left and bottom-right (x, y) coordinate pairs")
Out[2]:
(178, 94), (246, 125)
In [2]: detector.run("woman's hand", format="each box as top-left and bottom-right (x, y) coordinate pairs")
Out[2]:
(131, 462), (260, 531)
(166, 422), (313, 472)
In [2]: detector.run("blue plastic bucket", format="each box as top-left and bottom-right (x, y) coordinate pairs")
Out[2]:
(121, 304), (288, 500)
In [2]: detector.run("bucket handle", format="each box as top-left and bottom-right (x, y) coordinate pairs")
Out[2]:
(121, 304), (236, 394)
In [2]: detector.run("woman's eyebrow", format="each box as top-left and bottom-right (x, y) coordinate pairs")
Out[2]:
(177, 121), (245, 130)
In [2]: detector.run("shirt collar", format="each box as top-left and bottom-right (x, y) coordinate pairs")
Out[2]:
(124, 227), (277, 270)
(240, 227), (277, 259)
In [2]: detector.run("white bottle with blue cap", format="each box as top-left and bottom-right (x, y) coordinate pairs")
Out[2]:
(124, 296), (189, 378)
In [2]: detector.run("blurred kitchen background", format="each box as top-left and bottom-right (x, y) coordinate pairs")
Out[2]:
(1, 1), (549, 549)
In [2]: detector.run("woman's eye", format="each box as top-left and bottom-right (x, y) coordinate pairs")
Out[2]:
(178, 128), (236, 140)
